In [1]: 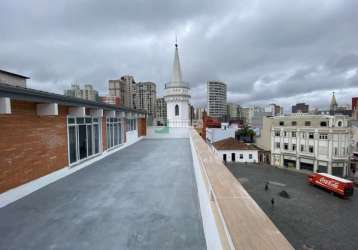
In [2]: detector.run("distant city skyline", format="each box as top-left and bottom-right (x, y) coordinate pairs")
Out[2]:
(0, 1), (357, 110)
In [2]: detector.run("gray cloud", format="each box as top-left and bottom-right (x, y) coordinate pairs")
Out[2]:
(0, 0), (357, 110)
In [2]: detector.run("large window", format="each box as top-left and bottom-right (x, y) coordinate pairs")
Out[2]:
(319, 133), (328, 140)
(126, 119), (137, 131)
(175, 104), (179, 116)
(309, 132), (314, 139)
(107, 117), (123, 149)
(67, 117), (101, 165)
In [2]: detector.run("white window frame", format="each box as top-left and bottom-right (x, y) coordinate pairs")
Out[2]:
(67, 116), (101, 167)
(106, 117), (123, 150)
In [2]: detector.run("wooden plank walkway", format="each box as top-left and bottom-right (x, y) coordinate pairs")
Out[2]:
(191, 130), (293, 250)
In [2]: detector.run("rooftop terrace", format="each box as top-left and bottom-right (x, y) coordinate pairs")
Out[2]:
(0, 139), (206, 250)
(0, 129), (293, 250)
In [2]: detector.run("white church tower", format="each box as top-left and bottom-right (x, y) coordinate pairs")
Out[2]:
(164, 42), (191, 127)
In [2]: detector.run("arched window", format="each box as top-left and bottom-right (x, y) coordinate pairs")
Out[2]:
(175, 104), (179, 116)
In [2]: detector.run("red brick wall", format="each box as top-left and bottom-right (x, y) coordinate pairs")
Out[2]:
(0, 100), (69, 193)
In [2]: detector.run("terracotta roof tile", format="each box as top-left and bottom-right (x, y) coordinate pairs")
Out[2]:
(213, 137), (258, 150)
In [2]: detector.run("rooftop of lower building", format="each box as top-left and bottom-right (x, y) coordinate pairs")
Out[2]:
(213, 137), (259, 151)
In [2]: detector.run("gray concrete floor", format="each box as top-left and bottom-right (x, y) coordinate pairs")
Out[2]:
(229, 163), (358, 250)
(0, 139), (206, 250)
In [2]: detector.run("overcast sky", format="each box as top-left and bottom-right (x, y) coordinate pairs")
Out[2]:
(1, 0), (357, 111)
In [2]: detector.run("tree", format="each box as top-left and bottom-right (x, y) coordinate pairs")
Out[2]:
(236, 126), (256, 142)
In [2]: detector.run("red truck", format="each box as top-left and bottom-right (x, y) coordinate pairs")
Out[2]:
(308, 173), (354, 198)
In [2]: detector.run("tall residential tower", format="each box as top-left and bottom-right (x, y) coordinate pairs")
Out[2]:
(207, 81), (227, 119)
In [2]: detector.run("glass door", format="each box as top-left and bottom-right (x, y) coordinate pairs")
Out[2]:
(93, 124), (99, 154)
(68, 126), (77, 163)
(78, 124), (87, 160)
(87, 124), (93, 156)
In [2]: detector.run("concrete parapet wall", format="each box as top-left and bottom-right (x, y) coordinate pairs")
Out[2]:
(126, 130), (139, 143)
(145, 126), (189, 139)
(190, 134), (224, 250)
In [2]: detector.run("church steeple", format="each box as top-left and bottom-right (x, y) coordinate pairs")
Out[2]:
(170, 42), (183, 85)
(164, 41), (191, 128)
(330, 91), (338, 111)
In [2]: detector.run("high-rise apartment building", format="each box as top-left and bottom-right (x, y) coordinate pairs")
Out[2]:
(227, 103), (239, 119)
(135, 82), (156, 114)
(108, 75), (136, 108)
(352, 97), (358, 120)
(352, 97), (358, 111)
(134, 82), (156, 125)
(155, 97), (167, 125)
(108, 77), (157, 121)
(292, 103), (309, 113)
(265, 103), (283, 116)
(64, 84), (99, 101)
(240, 106), (262, 125)
(239, 107), (250, 124)
(194, 107), (206, 120)
(207, 81), (227, 119)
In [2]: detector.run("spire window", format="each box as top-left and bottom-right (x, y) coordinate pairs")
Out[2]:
(175, 104), (179, 116)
